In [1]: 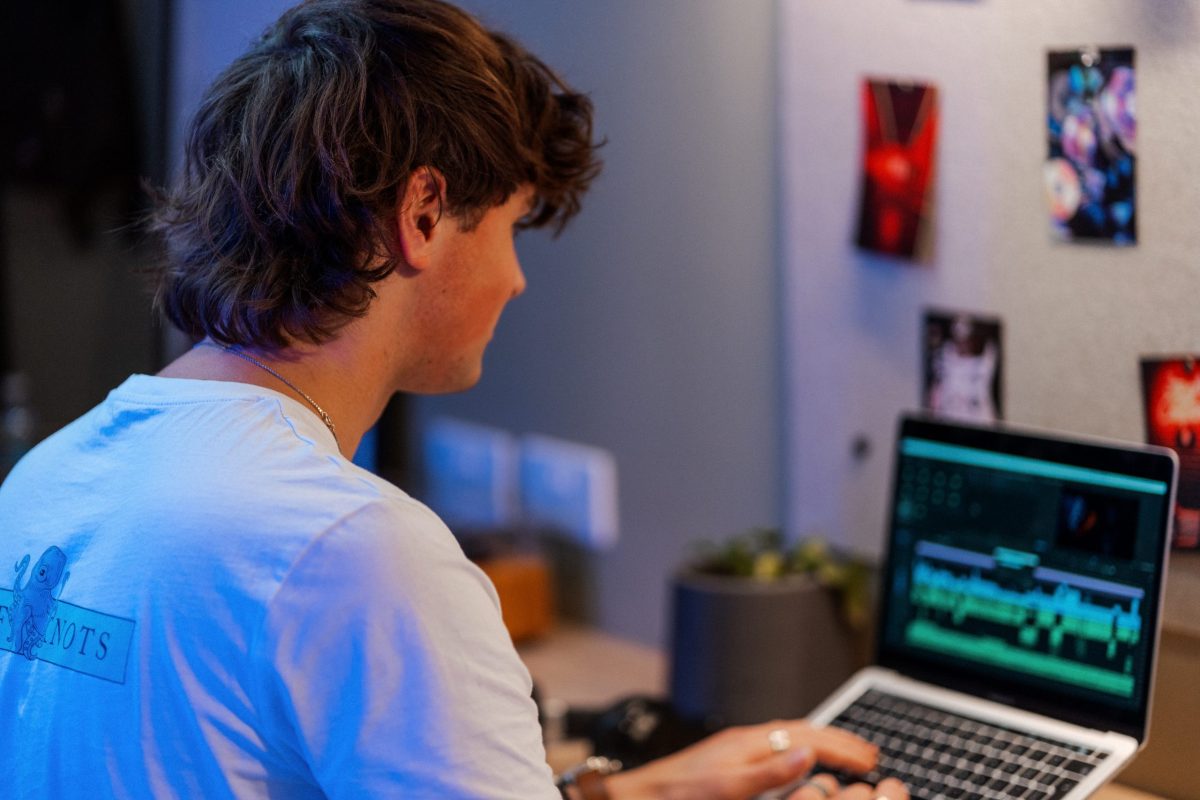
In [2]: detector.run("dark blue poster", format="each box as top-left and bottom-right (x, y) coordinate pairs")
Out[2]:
(1045, 47), (1136, 245)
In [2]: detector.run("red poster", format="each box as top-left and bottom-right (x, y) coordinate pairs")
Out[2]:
(1140, 357), (1200, 549)
(856, 78), (939, 261)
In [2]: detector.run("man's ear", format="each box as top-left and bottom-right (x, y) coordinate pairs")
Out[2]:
(395, 167), (448, 271)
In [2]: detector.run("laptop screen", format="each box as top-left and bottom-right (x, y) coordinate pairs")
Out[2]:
(877, 415), (1177, 738)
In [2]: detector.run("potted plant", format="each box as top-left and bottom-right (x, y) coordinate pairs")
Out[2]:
(668, 528), (871, 727)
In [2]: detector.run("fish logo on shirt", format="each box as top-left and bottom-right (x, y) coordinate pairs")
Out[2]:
(1, 545), (134, 683)
(9, 546), (70, 660)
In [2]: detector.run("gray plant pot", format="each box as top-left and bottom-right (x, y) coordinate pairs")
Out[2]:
(668, 570), (859, 727)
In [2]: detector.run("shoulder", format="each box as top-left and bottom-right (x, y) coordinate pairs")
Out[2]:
(271, 479), (498, 624)
(316, 452), (461, 550)
(314, 480), (468, 572)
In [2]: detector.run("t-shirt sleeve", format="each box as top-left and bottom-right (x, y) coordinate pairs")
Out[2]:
(249, 498), (559, 799)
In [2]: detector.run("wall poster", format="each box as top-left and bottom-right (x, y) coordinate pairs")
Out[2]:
(921, 310), (1003, 424)
(1045, 46), (1136, 245)
(856, 77), (939, 261)
(1140, 357), (1200, 550)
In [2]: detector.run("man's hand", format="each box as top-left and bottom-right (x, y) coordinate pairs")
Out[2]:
(788, 774), (909, 800)
(602, 719), (901, 800)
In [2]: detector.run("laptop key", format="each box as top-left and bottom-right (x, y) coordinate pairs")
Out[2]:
(1062, 758), (1091, 774)
(1052, 777), (1079, 796)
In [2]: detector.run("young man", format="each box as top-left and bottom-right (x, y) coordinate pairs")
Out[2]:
(0, 1), (907, 798)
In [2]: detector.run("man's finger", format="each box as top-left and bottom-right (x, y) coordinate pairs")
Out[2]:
(830, 782), (875, 800)
(871, 777), (909, 800)
(786, 773), (840, 800)
(792, 726), (878, 774)
(725, 745), (815, 797)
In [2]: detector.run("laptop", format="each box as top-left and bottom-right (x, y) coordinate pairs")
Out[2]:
(804, 414), (1178, 800)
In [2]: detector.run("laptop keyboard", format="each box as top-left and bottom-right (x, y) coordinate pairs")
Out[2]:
(821, 690), (1110, 800)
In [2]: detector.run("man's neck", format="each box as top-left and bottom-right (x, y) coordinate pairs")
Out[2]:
(158, 334), (393, 459)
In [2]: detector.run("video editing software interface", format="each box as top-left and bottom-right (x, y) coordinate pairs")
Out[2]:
(880, 431), (1171, 714)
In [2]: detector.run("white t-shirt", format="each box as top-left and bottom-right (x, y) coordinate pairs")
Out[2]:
(0, 375), (557, 799)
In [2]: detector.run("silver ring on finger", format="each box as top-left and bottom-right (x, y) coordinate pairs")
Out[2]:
(797, 778), (832, 798)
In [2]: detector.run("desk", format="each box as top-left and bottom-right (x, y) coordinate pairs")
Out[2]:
(518, 625), (1164, 800)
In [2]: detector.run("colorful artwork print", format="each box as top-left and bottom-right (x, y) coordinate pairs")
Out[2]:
(922, 310), (1002, 424)
(1140, 357), (1200, 549)
(856, 78), (939, 261)
(1045, 47), (1136, 244)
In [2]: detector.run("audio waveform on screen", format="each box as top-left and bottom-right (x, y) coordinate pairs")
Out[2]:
(902, 540), (1143, 697)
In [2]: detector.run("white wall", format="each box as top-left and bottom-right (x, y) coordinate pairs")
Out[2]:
(781, 0), (1200, 557)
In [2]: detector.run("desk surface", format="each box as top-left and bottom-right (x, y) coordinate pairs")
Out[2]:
(518, 625), (1165, 800)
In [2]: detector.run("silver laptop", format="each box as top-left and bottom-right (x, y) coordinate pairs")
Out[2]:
(806, 414), (1177, 800)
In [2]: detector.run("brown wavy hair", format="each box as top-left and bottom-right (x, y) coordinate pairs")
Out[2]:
(147, 0), (601, 349)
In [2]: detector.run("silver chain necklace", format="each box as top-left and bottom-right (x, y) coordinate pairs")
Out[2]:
(198, 342), (340, 448)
